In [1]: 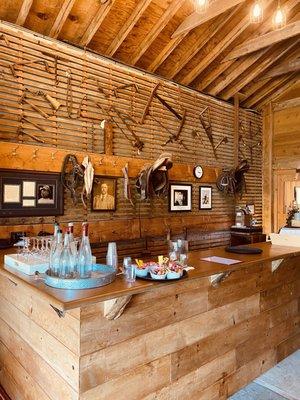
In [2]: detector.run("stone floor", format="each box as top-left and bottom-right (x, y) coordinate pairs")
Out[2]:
(230, 350), (300, 400)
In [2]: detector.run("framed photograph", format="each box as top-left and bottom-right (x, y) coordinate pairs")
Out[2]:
(199, 186), (212, 210)
(92, 176), (117, 211)
(0, 169), (63, 217)
(246, 204), (255, 215)
(169, 184), (192, 212)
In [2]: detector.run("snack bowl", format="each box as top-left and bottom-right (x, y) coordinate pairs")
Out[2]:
(149, 264), (167, 280)
(167, 262), (184, 279)
(150, 271), (167, 280)
(135, 265), (149, 277)
(167, 270), (182, 279)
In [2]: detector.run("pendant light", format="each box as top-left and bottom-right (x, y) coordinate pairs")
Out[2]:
(250, 1), (263, 23)
(195, 0), (209, 13)
(273, 1), (286, 29)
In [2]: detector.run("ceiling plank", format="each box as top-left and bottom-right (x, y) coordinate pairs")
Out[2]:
(198, 1), (300, 93)
(171, 0), (245, 38)
(16, 0), (33, 26)
(273, 97), (300, 111)
(79, 0), (116, 46)
(256, 74), (300, 109)
(180, 0), (274, 86)
(131, 0), (185, 65)
(166, 6), (238, 80)
(49, 0), (76, 38)
(259, 57), (300, 80)
(106, 0), (152, 57)
(221, 39), (299, 100)
(224, 20), (300, 62)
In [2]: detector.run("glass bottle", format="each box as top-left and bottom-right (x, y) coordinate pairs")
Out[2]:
(78, 222), (92, 278)
(50, 229), (63, 276)
(68, 222), (78, 273)
(59, 229), (75, 278)
(53, 222), (60, 238)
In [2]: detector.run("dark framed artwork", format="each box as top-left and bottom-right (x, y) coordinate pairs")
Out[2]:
(92, 176), (117, 212)
(199, 186), (212, 210)
(0, 169), (63, 217)
(169, 184), (192, 212)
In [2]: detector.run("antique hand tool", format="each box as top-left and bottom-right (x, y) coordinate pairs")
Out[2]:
(113, 83), (139, 98)
(199, 106), (217, 159)
(66, 69), (73, 118)
(9, 58), (50, 77)
(17, 127), (45, 143)
(81, 76), (110, 98)
(41, 51), (69, 85)
(37, 91), (62, 111)
(21, 116), (46, 131)
(19, 91), (51, 119)
(214, 136), (228, 151)
(163, 110), (188, 149)
(192, 129), (206, 147)
(0, 33), (10, 47)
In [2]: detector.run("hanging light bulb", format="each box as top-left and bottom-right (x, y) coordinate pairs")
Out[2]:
(195, 0), (209, 14)
(250, 1), (263, 23)
(273, 1), (286, 29)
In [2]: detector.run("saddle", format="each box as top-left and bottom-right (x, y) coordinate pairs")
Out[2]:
(61, 154), (84, 204)
(216, 159), (250, 197)
(136, 153), (173, 200)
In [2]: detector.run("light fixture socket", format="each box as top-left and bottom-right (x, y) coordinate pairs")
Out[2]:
(250, 1), (263, 23)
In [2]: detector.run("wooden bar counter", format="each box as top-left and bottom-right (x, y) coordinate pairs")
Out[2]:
(0, 242), (299, 400)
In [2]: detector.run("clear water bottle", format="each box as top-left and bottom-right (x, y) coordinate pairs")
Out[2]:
(78, 222), (92, 278)
(68, 222), (78, 274)
(106, 242), (118, 272)
(53, 222), (60, 238)
(59, 229), (76, 278)
(50, 229), (63, 276)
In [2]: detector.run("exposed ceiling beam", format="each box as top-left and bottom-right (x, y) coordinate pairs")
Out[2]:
(224, 20), (300, 62)
(167, 6), (238, 80)
(256, 74), (300, 109)
(106, 0), (152, 57)
(171, 0), (245, 38)
(79, 0), (116, 46)
(259, 57), (300, 80)
(16, 0), (33, 26)
(198, 1), (299, 93)
(49, 0), (76, 38)
(180, 0), (274, 86)
(273, 97), (300, 111)
(131, 0), (185, 65)
(222, 40), (299, 100)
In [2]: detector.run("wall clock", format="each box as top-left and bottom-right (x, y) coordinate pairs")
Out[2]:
(193, 165), (203, 179)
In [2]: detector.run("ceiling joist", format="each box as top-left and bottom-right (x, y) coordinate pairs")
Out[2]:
(49, 0), (76, 38)
(15, 0), (33, 26)
(224, 20), (300, 62)
(259, 57), (300, 80)
(171, 0), (245, 38)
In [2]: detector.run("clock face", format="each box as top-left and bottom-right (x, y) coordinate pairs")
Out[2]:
(194, 165), (203, 179)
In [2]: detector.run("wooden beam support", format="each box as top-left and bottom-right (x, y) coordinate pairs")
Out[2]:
(171, 0), (245, 38)
(106, 0), (152, 57)
(79, 0), (116, 46)
(273, 97), (300, 111)
(224, 20), (300, 62)
(262, 103), (273, 234)
(180, 0), (274, 86)
(48, 0), (76, 38)
(259, 57), (300, 80)
(16, 0), (33, 26)
(131, 0), (185, 65)
(234, 94), (239, 165)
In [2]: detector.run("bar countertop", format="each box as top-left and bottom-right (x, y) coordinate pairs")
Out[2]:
(1, 242), (300, 311)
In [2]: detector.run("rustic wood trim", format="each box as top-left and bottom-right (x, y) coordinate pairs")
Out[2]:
(15, 0), (33, 26)
(171, 0), (245, 38)
(234, 94), (239, 165)
(262, 103), (273, 234)
(48, 0), (76, 39)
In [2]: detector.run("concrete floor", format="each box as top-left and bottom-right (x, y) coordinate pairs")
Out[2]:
(230, 350), (300, 400)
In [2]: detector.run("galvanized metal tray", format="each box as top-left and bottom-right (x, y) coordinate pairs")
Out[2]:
(44, 264), (116, 290)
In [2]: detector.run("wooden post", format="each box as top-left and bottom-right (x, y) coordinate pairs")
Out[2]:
(233, 94), (239, 166)
(104, 121), (114, 155)
(262, 103), (274, 235)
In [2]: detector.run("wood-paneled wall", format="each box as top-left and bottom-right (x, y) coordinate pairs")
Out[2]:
(0, 21), (262, 248)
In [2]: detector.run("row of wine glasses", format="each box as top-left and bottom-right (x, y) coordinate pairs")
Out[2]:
(17, 236), (53, 262)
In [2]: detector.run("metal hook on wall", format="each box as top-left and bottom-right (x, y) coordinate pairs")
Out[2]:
(11, 146), (19, 157)
(98, 158), (104, 166)
(32, 149), (39, 160)
(51, 151), (57, 160)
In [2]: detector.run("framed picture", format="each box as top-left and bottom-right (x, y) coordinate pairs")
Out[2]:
(169, 184), (192, 212)
(0, 169), (63, 217)
(92, 176), (117, 211)
(246, 204), (255, 215)
(199, 186), (212, 210)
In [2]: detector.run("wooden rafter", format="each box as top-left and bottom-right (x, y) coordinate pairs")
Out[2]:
(259, 57), (300, 80)
(79, 0), (116, 46)
(198, 0), (299, 93)
(256, 74), (300, 108)
(273, 97), (300, 110)
(171, 0), (246, 38)
(224, 20), (300, 62)
(166, 7), (238, 80)
(106, 0), (152, 57)
(131, 0), (185, 65)
(180, 0), (274, 86)
(49, 0), (76, 38)
(16, 0), (33, 26)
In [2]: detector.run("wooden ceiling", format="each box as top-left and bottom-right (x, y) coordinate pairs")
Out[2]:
(1, 0), (299, 109)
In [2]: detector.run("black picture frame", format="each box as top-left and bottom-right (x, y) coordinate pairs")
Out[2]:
(0, 169), (63, 217)
(199, 186), (212, 210)
(91, 176), (117, 212)
(169, 183), (192, 212)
